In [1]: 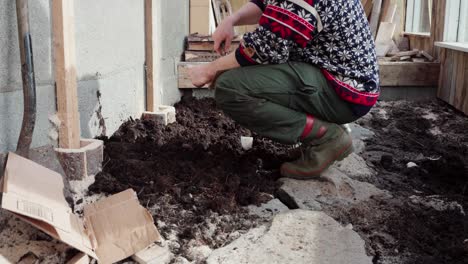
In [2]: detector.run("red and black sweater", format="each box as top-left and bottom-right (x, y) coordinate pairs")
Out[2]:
(236, 0), (380, 117)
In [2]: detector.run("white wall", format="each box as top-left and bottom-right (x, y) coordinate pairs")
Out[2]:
(0, 0), (190, 153)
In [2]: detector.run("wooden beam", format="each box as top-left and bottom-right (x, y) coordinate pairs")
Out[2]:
(379, 61), (440, 86)
(430, 0), (446, 57)
(178, 62), (209, 88)
(375, 22), (396, 57)
(52, 0), (81, 149)
(145, 0), (154, 112)
(370, 0), (382, 37)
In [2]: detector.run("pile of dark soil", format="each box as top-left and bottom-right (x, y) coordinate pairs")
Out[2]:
(327, 100), (468, 264)
(89, 98), (292, 251)
(90, 98), (468, 264)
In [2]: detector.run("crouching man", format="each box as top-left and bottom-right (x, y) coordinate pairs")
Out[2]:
(189, 0), (379, 179)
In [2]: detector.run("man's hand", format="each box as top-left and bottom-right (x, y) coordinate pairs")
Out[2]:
(188, 64), (216, 88)
(213, 16), (236, 55)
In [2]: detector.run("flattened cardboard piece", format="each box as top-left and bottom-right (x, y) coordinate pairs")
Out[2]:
(84, 189), (161, 264)
(0, 153), (161, 263)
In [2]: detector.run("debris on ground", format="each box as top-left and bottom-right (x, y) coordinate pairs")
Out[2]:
(1, 98), (467, 264)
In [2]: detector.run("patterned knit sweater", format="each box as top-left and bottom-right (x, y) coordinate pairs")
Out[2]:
(236, 0), (380, 116)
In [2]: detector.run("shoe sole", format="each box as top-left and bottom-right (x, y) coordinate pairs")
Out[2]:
(280, 139), (354, 180)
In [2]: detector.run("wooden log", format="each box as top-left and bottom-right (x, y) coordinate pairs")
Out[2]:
(145, 0), (154, 111)
(178, 62), (209, 88)
(52, 0), (81, 149)
(379, 61), (440, 86)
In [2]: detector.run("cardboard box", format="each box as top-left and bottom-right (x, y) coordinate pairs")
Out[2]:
(0, 153), (161, 264)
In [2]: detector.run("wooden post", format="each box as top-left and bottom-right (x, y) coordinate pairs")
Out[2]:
(145, 0), (155, 112)
(52, 0), (81, 149)
(429, 0), (446, 58)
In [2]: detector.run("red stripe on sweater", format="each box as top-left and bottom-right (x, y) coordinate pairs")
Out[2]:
(264, 5), (315, 36)
(259, 16), (310, 47)
(322, 70), (379, 106)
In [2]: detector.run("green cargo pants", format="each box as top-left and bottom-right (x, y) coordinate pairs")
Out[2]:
(214, 62), (357, 145)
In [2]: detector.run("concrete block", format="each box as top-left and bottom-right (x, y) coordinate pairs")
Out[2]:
(55, 139), (103, 180)
(142, 105), (176, 126)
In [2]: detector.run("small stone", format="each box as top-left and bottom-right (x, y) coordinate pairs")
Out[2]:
(345, 224), (353, 230)
(167, 241), (181, 251)
(187, 245), (213, 262)
(228, 231), (241, 241)
(407, 162), (418, 168)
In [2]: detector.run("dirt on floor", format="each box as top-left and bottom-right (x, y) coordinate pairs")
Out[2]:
(326, 100), (468, 264)
(89, 98), (468, 263)
(89, 98), (293, 257)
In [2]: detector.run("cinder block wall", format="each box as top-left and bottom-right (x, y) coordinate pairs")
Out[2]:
(0, 0), (189, 154)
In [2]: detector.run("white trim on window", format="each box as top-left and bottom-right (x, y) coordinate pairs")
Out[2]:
(435, 42), (468, 53)
(457, 0), (468, 42)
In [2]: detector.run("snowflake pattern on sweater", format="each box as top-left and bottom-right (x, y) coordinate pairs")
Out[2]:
(236, 0), (380, 116)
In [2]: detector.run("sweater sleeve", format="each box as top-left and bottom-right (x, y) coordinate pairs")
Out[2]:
(237, 0), (323, 66)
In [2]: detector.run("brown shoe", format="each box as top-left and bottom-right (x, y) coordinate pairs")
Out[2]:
(281, 125), (353, 180)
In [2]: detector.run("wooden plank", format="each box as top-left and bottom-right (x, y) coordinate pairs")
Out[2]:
(382, 3), (397, 23)
(449, 50), (461, 105)
(52, 0), (81, 149)
(407, 34), (432, 54)
(463, 53), (468, 115)
(185, 50), (221, 62)
(391, 50), (420, 58)
(420, 50), (434, 62)
(379, 61), (440, 86)
(370, 0), (382, 37)
(145, 0), (154, 112)
(437, 48), (447, 100)
(430, 0), (446, 57)
(178, 62), (209, 88)
(454, 51), (466, 109)
(375, 22), (396, 56)
(439, 48), (453, 102)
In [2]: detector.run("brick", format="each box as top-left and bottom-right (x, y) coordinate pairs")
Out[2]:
(142, 105), (176, 126)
